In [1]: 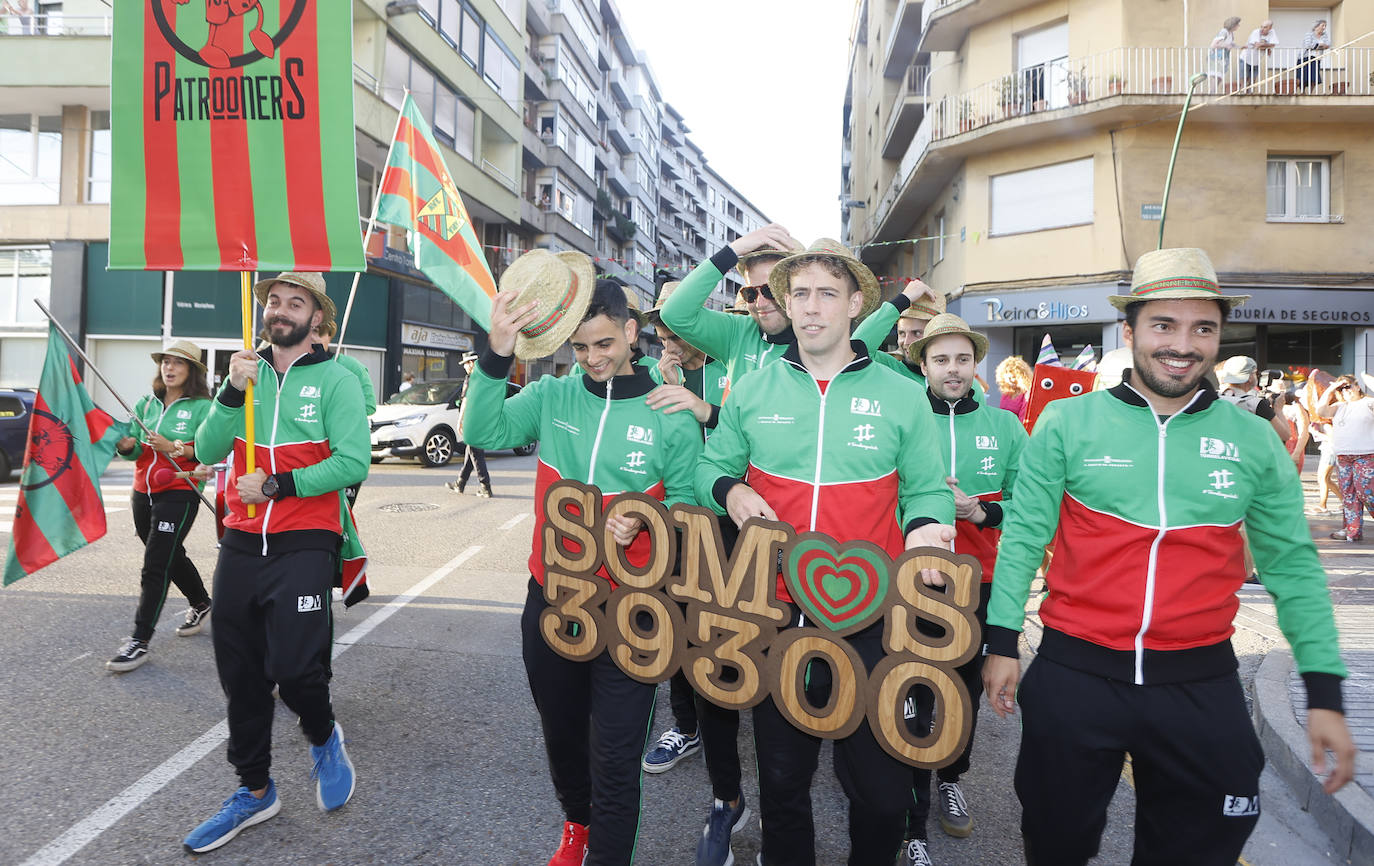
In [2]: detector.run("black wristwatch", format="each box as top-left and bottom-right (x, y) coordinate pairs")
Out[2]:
(260, 473), (280, 500)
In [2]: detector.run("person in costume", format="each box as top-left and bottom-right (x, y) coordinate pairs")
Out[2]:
(897, 315), (1027, 866)
(462, 251), (704, 866)
(107, 341), (214, 673)
(183, 272), (368, 853)
(696, 238), (955, 866)
(983, 248), (1356, 865)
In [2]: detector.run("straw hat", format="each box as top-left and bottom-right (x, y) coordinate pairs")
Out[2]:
(901, 287), (946, 320)
(151, 339), (206, 371)
(1109, 248), (1249, 311)
(906, 313), (989, 364)
(500, 249), (596, 360)
(736, 247), (791, 278)
(252, 271), (338, 327)
(767, 238), (881, 318)
(645, 281), (680, 325)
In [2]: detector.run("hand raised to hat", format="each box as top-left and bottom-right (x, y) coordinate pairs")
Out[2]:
(729, 223), (803, 258)
(902, 278), (938, 306)
(488, 290), (542, 357)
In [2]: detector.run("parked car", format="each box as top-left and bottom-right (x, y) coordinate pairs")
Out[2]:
(369, 378), (536, 467)
(0, 388), (37, 480)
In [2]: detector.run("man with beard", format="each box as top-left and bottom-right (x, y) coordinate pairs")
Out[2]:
(982, 249), (1355, 865)
(899, 315), (1027, 866)
(184, 273), (369, 853)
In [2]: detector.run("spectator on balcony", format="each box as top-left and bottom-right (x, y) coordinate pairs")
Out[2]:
(1208, 17), (1241, 86)
(1240, 20), (1280, 84)
(1298, 20), (1332, 89)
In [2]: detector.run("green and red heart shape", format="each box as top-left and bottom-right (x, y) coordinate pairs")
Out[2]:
(784, 536), (893, 635)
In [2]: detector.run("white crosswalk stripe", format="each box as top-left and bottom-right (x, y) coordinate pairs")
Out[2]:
(0, 485), (131, 534)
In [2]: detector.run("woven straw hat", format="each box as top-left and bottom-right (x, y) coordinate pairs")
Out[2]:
(901, 287), (946, 320)
(736, 248), (792, 279)
(767, 238), (880, 318)
(645, 281), (680, 325)
(500, 249), (596, 360)
(1109, 248), (1249, 311)
(252, 272), (337, 327)
(151, 339), (206, 371)
(906, 313), (989, 364)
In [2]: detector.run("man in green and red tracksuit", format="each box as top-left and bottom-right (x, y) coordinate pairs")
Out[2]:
(982, 249), (1356, 866)
(899, 314), (1026, 864)
(696, 239), (955, 866)
(184, 273), (369, 854)
(463, 275), (703, 866)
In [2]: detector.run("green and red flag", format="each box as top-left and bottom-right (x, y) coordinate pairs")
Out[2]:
(108, 0), (363, 272)
(4, 325), (132, 586)
(376, 93), (497, 330)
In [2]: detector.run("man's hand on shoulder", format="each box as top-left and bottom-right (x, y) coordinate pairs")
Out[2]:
(646, 384), (712, 424)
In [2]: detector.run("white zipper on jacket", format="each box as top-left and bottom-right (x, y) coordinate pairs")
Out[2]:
(259, 357), (305, 556)
(946, 403), (958, 477)
(1129, 384), (1205, 685)
(142, 396), (182, 502)
(808, 378), (828, 532)
(586, 375), (614, 486)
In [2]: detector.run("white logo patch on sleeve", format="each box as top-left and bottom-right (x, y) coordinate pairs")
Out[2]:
(1221, 794), (1259, 817)
(297, 595), (322, 613)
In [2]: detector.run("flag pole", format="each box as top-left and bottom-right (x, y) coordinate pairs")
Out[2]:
(241, 273), (258, 518)
(335, 95), (408, 353)
(33, 299), (217, 514)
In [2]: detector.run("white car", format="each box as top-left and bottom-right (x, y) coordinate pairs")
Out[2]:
(370, 378), (536, 467)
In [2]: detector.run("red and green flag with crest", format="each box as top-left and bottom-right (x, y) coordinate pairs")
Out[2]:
(376, 93), (497, 330)
(4, 325), (132, 586)
(108, 0), (363, 272)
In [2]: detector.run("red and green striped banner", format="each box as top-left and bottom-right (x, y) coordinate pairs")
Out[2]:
(4, 325), (131, 586)
(108, 0), (363, 272)
(376, 93), (497, 331)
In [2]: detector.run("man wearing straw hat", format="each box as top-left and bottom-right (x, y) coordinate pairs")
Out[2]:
(899, 314), (1027, 865)
(697, 238), (955, 866)
(463, 250), (705, 866)
(183, 272), (369, 853)
(982, 248), (1355, 865)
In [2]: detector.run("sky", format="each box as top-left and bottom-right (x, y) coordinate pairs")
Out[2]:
(614, 0), (855, 241)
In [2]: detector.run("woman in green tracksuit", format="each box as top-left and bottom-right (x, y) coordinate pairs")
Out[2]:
(464, 267), (703, 866)
(107, 341), (213, 673)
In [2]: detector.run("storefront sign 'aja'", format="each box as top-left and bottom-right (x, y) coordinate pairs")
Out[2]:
(539, 480), (981, 769)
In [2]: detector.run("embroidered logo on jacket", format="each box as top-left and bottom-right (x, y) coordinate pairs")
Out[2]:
(297, 595), (323, 612)
(1199, 437), (1241, 462)
(718, 376), (729, 389)
(1221, 794), (1259, 817)
(299, 385), (321, 398)
(172, 421), (189, 434)
(849, 423), (879, 451)
(757, 414), (794, 425)
(850, 397), (882, 417)
(1204, 469), (1240, 500)
(553, 418), (580, 435)
(296, 402), (319, 424)
(627, 425), (655, 446)
(1083, 455), (1134, 469)
(176, 409), (192, 419)
(978, 455), (997, 476)
(975, 435), (998, 450)
(621, 450), (648, 475)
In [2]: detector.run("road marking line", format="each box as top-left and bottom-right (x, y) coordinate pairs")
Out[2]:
(19, 544), (484, 866)
(498, 512), (529, 531)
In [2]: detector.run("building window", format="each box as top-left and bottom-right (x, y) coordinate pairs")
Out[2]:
(384, 39), (476, 161)
(88, 110), (111, 204)
(1266, 156), (1330, 222)
(551, 0), (597, 60)
(0, 246), (51, 326)
(483, 28), (520, 111)
(460, 6), (481, 67)
(0, 114), (61, 205)
(989, 157), (1093, 236)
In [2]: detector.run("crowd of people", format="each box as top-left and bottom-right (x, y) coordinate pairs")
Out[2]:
(1207, 15), (1332, 88)
(101, 230), (1366, 863)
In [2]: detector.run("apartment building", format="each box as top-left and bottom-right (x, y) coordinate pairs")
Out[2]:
(0, 0), (765, 404)
(843, 0), (1374, 394)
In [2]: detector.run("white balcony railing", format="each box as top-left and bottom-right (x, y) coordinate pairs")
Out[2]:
(0, 14), (111, 36)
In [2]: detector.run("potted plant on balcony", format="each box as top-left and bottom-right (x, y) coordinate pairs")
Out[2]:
(1107, 73), (1125, 95)
(958, 98), (975, 132)
(1067, 67), (1091, 105)
(1151, 74), (1174, 93)
(998, 75), (1024, 117)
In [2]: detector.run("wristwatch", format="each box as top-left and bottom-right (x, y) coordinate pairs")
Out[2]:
(260, 474), (280, 500)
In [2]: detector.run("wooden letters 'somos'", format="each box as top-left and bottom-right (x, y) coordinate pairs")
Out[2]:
(537, 480), (981, 768)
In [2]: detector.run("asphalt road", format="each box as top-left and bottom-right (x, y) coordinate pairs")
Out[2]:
(0, 455), (1343, 865)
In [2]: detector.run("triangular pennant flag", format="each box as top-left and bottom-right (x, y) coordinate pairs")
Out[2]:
(1072, 344), (1097, 371)
(1036, 334), (1061, 367)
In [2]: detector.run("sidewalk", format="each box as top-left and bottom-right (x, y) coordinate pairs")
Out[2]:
(1250, 467), (1374, 866)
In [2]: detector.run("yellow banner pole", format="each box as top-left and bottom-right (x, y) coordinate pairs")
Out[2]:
(241, 272), (257, 518)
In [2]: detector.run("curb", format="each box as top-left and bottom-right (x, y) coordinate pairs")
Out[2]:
(1253, 649), (1374, 866)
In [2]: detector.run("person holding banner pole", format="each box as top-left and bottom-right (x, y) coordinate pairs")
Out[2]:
(183, 272), (369, 854)
(105, 340), (214, 673)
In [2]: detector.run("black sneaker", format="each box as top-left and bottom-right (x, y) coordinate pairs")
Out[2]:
(476, 485), (492, 498)
(900, 837), (933, 866)
(176, 603), (212, 636)
(937, 781), (972, 837)
(106, 638), (150, 673)
(445, 480), (465, 494)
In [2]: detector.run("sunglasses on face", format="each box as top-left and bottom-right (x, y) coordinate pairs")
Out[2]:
(741, 284), (774, 303)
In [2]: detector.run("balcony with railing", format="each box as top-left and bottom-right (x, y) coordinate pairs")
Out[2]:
(881, 63), (930, 158)
(882, 0), (926, 78)
(919, 0), (1041, 53)
(0, 13), (111, 36)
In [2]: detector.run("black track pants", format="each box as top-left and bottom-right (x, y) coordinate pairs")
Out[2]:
(212, 545), (337, 791)
(1015, 657), (1264, 866)
(521, 577), (656, 866)
(131, 492), (209, 642)
(457, 446), (490, 488)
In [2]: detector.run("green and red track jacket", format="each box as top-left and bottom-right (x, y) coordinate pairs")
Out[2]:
(697, 342), (954, 603)
(856, 296), (986, 402)
(196, 346), (370, 555)
(648, 356), (730, 436)
(120, 394), (212, 496)
(463, 351), (703, 585)
(926, 389), (1027, 582)
(987, 375), (1346, 709)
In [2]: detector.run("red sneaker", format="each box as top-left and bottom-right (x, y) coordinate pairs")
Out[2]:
(547, 821), (588, 866)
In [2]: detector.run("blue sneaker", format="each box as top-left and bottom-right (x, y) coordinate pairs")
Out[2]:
(642, 726), (701, 773)
(695, 796), (750, 866)
(311, 723), (356, 811)
(182, 781), (281, 853)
